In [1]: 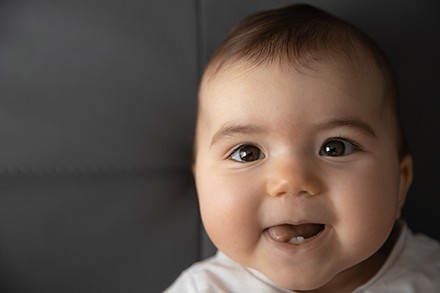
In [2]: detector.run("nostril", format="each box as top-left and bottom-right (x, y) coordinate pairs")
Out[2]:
(266, 177), (322, 197)
(266, 177), (291, 197)
(265, 160), (322, 197)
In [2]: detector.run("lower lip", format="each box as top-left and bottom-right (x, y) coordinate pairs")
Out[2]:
(263, 225), (332, 254)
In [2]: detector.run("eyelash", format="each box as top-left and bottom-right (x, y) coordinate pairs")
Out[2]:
(319, 137), (362, 157)
(228, 143), (265, 163)
(227, 137), (362, 163)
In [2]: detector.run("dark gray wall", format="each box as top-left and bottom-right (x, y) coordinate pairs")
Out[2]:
(0, 1), (199, 292)
(0, 1), (438, 292)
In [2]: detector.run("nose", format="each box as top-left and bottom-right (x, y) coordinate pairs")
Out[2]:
(266, 156), (322, 198)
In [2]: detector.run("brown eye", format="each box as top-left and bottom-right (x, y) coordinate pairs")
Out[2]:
(230, 144), (265, 163)
(319, 139), (357, 157)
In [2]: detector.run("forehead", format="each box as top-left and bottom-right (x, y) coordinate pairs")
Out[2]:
(200, 58), (385, 116)
(195, 58), (394, 148)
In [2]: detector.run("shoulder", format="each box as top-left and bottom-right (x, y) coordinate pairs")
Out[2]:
(396, 229), (440, 286)
(163, 251), (291, 293)
(163, 252), (241, 292)
(361, 224), (440, 292)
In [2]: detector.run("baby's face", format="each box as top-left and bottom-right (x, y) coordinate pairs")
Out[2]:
(194, 60), (412, 290)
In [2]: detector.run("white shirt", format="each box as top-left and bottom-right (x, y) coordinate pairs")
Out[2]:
(164, 224), (440, 292)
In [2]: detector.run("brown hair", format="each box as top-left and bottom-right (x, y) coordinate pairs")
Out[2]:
(200, 4), (408, 157)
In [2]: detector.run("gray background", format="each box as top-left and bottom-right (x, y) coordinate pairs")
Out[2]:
(0, 1), (439, 292)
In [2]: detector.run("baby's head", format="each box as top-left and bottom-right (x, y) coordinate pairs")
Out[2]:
(193, 4), (413, 291)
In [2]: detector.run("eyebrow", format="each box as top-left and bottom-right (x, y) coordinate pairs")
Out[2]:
(209, 118), (376, 147)
(210, 123), (263, 147)
(316, 118), (377, 138)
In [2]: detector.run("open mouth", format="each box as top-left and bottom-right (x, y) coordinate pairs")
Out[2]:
(266, 223), (325, 244)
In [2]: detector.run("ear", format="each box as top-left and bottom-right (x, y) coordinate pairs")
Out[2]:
(396, 154), (413, 219)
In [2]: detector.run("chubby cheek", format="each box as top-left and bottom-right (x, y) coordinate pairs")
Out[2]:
(196, 168), (263, 262)
(332, 158), (401, 253)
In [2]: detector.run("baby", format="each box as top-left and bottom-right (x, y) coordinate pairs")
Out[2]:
(166, 4), (440, 292)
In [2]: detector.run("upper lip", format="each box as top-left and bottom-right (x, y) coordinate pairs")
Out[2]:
(261, 205), (331, 231)
(262, 206), (330, 226)
(264, 220), (327, 229)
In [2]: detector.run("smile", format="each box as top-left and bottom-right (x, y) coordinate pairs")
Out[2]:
(265, 223), (326, 244)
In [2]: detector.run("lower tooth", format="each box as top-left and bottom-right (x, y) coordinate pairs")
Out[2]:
(289, 236), (305, 244)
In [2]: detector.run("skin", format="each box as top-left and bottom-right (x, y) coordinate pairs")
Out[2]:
(193, 59), (413, 292)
